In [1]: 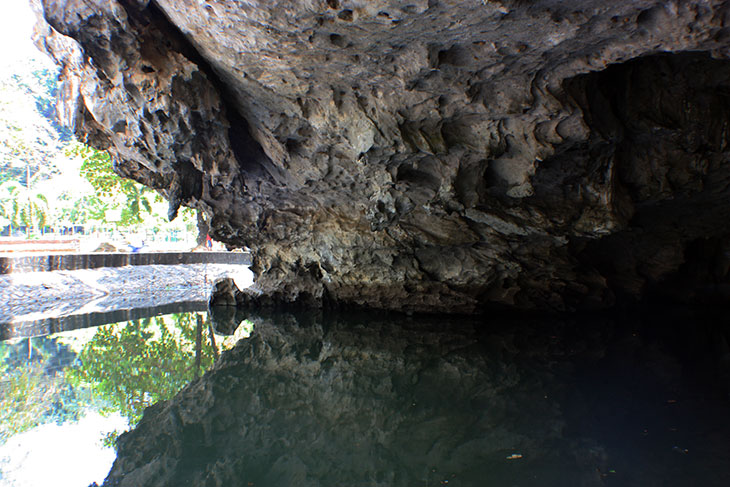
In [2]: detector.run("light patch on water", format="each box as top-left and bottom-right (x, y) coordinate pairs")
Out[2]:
(0, 411), (127, 487)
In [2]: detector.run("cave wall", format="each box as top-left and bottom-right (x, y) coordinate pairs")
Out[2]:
(34, 0), (730, 312)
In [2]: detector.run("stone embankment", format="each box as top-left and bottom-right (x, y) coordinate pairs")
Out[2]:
(0, 262), (253, 335)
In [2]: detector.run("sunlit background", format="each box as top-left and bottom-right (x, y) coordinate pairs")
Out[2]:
(0, 0), (203, 253)
(0, 2), (210, 486)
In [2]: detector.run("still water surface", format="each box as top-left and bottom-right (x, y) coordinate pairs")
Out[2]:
(1, 305), (729, 486)
(0, 308), (251, 486)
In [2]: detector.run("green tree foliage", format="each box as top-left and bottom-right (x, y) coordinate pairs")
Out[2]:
(54, 193), (106, 227)
(67, 142), (154, 227)
(0, 179), (49, 236)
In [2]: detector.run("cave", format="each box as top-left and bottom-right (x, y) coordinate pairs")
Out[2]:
(19, 1), (730, 484)
(549, 51), (730, 308)
(35, 0), (730, 313)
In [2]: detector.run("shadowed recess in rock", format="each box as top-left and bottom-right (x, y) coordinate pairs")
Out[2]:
(558, 52), (730, 304)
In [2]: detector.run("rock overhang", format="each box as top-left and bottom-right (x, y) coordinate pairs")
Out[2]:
(34, 0), (730, 312)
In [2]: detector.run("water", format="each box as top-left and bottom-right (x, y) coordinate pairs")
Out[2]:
(1, 305), (730, 486)
(0, 307), (252, 487)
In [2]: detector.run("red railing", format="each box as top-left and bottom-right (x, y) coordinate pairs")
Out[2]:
(0, 238), (81, 253)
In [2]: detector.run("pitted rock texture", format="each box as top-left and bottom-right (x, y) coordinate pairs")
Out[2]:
(36, 0), (730, 312)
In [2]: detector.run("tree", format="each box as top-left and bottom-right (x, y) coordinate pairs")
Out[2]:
(0, 179), (49, 236)
(67, 142), (154, 227)
(49, 192), (103, 230)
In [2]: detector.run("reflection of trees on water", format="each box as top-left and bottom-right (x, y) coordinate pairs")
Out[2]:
(0, 336), (89, 443)
(67, 313), (226, 425)
(0, 312), (247, 446)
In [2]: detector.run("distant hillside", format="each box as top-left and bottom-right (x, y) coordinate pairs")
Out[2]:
(0, 57), (70, 186)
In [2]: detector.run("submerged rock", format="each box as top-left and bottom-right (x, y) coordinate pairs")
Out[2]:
(35, 0), (730, 312)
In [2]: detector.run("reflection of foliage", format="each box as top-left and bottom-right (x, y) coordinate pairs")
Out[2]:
(0, 337), (90, 443)
(67, 313), (221, 425)
(101, 429), (122, 449)
(0, 312), (241, 449)
(0, 362), (56, 442)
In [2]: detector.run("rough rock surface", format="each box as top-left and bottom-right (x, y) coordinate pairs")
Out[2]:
(35, 0), (730, 312)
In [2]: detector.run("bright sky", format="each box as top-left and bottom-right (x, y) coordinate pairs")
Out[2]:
(0, 411), (127, 487)
(0, 0), (52, 75)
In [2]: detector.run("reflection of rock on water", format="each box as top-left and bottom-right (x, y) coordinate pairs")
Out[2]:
(104, 312), (602, 486)
(104, 310), (730, 487)
(208, 305), (248, 336)
(208, 277), (252, 336)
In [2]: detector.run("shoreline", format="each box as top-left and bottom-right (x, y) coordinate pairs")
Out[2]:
(0, 264), (253, 326)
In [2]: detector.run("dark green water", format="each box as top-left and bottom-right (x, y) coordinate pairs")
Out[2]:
(2, 306), (730, 486)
